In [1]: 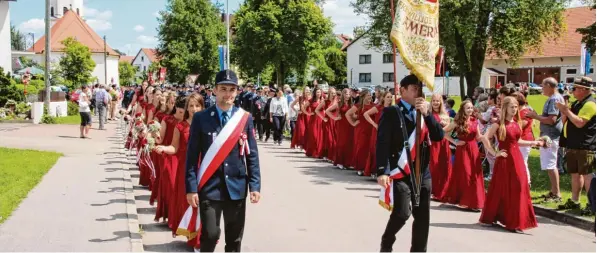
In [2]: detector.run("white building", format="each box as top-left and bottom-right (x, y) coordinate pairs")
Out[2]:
(482, 7), (596, 87)
(0, 0), (15, 74)
(27, 0), (120, 85)
(131, 48), (159, 78)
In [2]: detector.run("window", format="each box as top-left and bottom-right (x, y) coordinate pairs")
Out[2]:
(566, 77), (575, 83)
(51, 7), (54, 17)
(141, 56), (145, 62)
(143, 66), (147, 72)
(63, 7), (68, 15)
(591, 68), (594, 74)
(359, 54), (371, 64)
(77, 8), (80, 15)
(359, 73), (371, 83)
(566, 69), (577, 74)
(382, 54), (394, 63)
(383, 73), (394, 82)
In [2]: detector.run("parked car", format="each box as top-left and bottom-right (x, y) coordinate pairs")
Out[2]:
(529, 83), (542, 95)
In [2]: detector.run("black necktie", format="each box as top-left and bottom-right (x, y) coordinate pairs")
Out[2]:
(221, 112), (229, 127)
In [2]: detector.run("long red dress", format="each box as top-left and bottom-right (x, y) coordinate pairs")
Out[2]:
(164, 116), (182, 230)
(306, 100), (324, 158)
(364, 104), (384, 176)
(334, 103), (355, 168)
(479, 121), (538, 231)
(429, 112), (453, 200)
(302, 101), (312, 149)
(154, 113), (176, 222)
(171, 120), (192, 235)
(321, 100), (337, 161)
(443, 118), (485, 209)
(291, 98), (306, 149)
(138, 103), (152, 188)
(351, 104), (374, 173)
(150, 111), (166, 208)
(141, 104), (156, 190)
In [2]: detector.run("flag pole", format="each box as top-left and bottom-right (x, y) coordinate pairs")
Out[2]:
(390, 0), (398, 98)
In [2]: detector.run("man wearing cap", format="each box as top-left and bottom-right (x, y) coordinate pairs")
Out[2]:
(185, 69), (261, 252)
(556, 76), (596, 213)
(376, 74), (444, 252)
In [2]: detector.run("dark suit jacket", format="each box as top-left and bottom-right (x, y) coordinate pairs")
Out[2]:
(185, 106), (261, 201)
(376, 102), (444, 180)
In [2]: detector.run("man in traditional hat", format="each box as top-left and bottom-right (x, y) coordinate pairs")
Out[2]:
(376, 74), (445, 252)
(556, 76), (596, 214)
(185, 69), (261, 252)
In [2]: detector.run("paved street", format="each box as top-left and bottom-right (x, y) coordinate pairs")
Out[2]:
(135, 140), (596, 252)
(0, 120), (132, 251)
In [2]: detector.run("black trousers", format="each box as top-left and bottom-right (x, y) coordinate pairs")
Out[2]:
(199, 199), (246, 252)
(260, 117), (272, 140)
(253, 116), (263, 139)
(272, 116), (286, 142)
(289, 120), (296, 139)
(380, 178), (431, 252)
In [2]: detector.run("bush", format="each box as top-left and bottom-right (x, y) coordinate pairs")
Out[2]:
(0, 68), (23, 106)
(15, 102), (31, 115)
(41, 106), (56, 124)
(67, 101), (79, 116)
(15, 84), (39, 97)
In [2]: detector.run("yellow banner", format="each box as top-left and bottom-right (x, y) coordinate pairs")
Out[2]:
(390, 0), (440, 90)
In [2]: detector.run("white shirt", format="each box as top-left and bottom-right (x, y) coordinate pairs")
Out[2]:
(269, 96), (289, 117)
(78, 92), (91, 112)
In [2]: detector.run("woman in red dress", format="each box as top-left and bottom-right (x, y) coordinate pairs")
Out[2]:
(138, 86), (155, 188)
(479, 96), (540, 232)
(346, 89), (374, 176)
(363, 91), (393, 178)
(290, 91), (306, 150)
(428, 94), (452, 200)
(156, 93), (204, 238)
(300, 88), (313, 151)
(326, 88), (354, 169)
(442, 100), (485, 210)
(152, 91), (175, 222)
(315, 87), (337, 161)
(305, 88), (324, 158)
(149, 89), (163, 206)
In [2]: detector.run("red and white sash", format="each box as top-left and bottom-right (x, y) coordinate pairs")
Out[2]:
(379, 112), (429, 211)
(176, 108), (250, 247)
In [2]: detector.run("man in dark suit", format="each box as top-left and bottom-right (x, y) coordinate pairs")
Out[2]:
(185, 69), (261, 252)
(376, 74), (444, 252)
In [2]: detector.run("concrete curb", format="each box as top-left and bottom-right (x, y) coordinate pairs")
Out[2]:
(117, 120), (144, 252)
(533, 204), (595, 232)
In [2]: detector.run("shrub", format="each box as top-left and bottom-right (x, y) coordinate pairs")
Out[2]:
(67, 101), (79, 116)
(41, 106), (56, 124)
(15, 102), (31, 115)
(0, 68), (23, 106)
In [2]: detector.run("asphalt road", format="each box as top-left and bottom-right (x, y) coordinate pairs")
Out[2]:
(137, 141), (595, 252)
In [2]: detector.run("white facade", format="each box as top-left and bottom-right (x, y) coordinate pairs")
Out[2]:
(0, 1), (12, 74)
(50, 0), (84, 26)
(483, 56), (596, 84)
(346, 37), (409, 88)
(131, 49), (154, 78)
(30, 52), (120, 85)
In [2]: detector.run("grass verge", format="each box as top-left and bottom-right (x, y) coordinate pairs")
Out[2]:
(0, 147), (62, 224)
(55, 115), (81, 125)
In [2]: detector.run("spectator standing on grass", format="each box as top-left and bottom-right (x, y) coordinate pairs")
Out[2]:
(446, 98), (456, 118)
(95, 84), (109, 130)
(525, 77), (563, 203)
(78, 85), (92, 138)
(556, 77), (596, 214)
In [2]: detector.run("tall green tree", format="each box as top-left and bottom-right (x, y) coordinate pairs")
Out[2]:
(156, 0), (225, 84)
(577, 3), (596, 54)
(58, 37), (96, 89)
(10, 25), (27, 51)
(310, 34), (347, 84)
(352, 0), (566, 96)
(119, 61), (136, 86)
(233, 0), (333, 85)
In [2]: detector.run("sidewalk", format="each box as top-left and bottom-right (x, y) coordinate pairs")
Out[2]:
(0, 119), (134, 251)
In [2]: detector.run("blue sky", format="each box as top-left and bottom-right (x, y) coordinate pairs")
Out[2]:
(9, 0), (368, 56)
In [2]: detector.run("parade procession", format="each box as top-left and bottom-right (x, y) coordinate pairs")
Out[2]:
(0, 0), (596, 252)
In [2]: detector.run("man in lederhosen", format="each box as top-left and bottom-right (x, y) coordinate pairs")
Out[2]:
(376, 74), (445, 252)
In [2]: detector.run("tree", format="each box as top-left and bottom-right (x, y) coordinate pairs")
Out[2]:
(58, 37), (96, 89)
(119, 61), (136, 86)
(156, 0), (225, 84)
(10, 25), (27, 51)
(310, 35), (347, 84)
(0, 67), (23, 106)
(233, 0), (333, 85)
(352, 0), (566, 96)
(577, 3), (596, 54)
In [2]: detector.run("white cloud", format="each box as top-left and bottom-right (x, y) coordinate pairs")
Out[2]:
(18, 18), (45, 33)
(84, 7), (98, 17)
(137, 35), (158, 45)
(154, 11), (161, 18)
(134, 25), (145, 32)
(322, 0), (368, 36)
(94, 10), (113, 20)
(87, 19), (112, 31)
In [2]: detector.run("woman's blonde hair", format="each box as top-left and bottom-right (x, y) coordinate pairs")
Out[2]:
(431, 94), (449, 123)
(497, 96), (522, 141)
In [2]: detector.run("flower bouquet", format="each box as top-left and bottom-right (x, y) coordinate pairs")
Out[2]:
(536, 135), (552, 148)
(148, 120), (161, 133)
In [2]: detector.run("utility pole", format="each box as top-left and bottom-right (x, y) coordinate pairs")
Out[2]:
(104, 35), (108, 85)
(44, 0), (51, 110)
(226, 0), (230, 69)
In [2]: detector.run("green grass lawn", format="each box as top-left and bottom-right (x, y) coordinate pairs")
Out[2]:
(55, 115), (81, 125)
(0, 147), (62, 224)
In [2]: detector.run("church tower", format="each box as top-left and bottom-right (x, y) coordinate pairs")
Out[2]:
(50, 0), (84, 26)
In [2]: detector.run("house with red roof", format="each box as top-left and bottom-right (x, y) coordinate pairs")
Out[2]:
(131, 48), (160, 79)
(26, 2), (121, 85)
(483, 6), (596, 87)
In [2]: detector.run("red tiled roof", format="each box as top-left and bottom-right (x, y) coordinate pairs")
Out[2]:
(27, 9), (119, 56)
(119, 56), (134, 63)
(336, 34), (352, 51)
(141, 48), (160, 62)
(488, 6), (596, 59)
